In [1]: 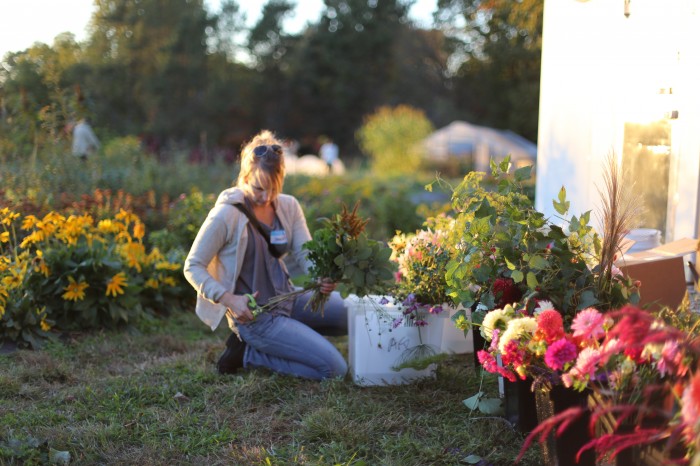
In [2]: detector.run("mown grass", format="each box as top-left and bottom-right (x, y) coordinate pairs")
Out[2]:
(0, 311), (543, 466)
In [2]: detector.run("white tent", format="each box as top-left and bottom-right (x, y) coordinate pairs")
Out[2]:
(423, 120), (537, 172)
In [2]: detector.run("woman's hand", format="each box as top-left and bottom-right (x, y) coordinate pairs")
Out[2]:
(318, 278), (337, 295)
(221, 291), (258, 323)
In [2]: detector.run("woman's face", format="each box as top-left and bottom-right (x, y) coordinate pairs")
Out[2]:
(247, 179), (275, 207)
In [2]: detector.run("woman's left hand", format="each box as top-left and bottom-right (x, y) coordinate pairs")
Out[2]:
(318, 278), (336, 295)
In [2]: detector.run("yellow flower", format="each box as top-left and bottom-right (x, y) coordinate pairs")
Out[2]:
(42, 212), (65, 224)
(161, 276), (176, 287)
(0, 231), (9, 243)
(40, 319), (51, 332)
(155, 261), (180, 271)
(133, 222), (145, 241)
(115, 209), (139, 225)
(119, 242), (145, 272)
(115, 231), (131, 243)
(1, 210), (20, 226)
(57, 215), (88, 245)
(19, 230), (45, 248)
(2, 268), (23, 289)
(33, 251), (50, 277)
(106, 272), (128, 297)
(21, 215), (39, 230)
(145, 278), (159, 289)
(98, 219), (122, 234)
(146, 248), (164, 264)
(62, 276), (89, 301)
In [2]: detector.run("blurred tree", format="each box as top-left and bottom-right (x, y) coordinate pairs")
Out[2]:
(436, 0), (543, 142)
(245, 0), (298, 131)
(283, 0), (413, 153)
(86, 0), (214, 145)
(356, 104), (434, 175)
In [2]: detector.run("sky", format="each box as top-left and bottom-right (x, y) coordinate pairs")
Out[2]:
(0, 0), (438, 59)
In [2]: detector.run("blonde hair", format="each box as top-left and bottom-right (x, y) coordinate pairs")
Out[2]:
(236, 130), (285, 200)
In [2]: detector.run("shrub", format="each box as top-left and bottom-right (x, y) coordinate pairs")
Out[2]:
(356, 105), (434, 175)
(0, 207), (184, 348)
(284, 173), (435, 241)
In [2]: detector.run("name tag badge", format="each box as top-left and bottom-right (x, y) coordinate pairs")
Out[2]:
(270, 229), (287, 245)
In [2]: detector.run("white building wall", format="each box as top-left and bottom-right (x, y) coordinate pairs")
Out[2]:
(536, 0), (700, 241)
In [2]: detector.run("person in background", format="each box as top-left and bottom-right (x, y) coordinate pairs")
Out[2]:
(71, 118), (100, 160)
(319, 136), (339, 174)
(183, 129), (348, 380)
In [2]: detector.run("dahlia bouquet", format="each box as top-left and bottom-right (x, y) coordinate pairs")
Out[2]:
(511, 304), (700, 464)
(388, 224), (455, 312)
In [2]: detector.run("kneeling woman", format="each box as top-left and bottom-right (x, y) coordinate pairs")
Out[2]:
(184, 130), (347, 380)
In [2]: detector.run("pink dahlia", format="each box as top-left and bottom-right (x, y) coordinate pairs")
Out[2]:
(571, 347), (602, 380)
(571, 308), (606, 340)
(501, 339), (525, 368)
(544, 338), (578, 371)
(657, 340), (688, 378)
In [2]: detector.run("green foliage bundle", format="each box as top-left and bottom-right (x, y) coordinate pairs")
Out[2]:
(356, 105), (435, 175)
(0, 207), (184, 348)
(304, 203), (395, 312)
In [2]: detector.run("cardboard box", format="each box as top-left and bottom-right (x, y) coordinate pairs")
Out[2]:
(345, 295), (446, 386)
(616, 237), (698, 310)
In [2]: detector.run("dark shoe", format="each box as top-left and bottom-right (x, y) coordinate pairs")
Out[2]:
(217, 333), (246, 374)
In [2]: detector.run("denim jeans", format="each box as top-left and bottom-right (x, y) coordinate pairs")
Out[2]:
(236, 291), (348, 380)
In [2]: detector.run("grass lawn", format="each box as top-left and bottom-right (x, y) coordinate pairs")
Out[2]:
(0, 311), (544, 465)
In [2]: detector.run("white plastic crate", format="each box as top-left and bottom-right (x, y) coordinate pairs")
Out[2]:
(345, 295), (446, 386)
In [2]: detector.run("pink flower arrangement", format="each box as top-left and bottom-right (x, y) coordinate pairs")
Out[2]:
(495, 304), (700, 464)
(388, 228), (454, 308)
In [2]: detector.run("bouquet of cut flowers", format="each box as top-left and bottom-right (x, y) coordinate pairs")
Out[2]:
(389, 222), (455, 314)
(480, 301), (700, 464)
(258, 203), (395, 315)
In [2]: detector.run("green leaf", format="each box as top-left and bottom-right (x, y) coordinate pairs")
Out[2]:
(528, 255), (548, 270)
(553, 186), (570, 215)
(499, 155), (511, 173)
(504, 256), (516, 271)
(463, 454), (484, 464)
(511, 270), (524, 283)
(526, 271), (538, 289)
(478, 397), (504, 415)
(514, 165), (532, 182)
(463, 391), (484, 411)
(577, 290), (598, 310)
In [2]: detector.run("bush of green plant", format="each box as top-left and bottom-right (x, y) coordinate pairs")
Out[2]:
(284, 173), (442, 241)
(356, 105), (435, 175)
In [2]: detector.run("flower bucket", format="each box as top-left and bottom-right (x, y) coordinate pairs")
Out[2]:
(440, 304), (473, 355)
(345, 295), (446, 386)
(535, 383), (595, 466)
(503, 378), (539, 434)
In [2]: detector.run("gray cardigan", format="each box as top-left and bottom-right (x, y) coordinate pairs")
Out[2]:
(183, 187), (312, 330)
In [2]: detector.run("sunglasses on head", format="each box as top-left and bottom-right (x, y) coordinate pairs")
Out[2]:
(252, 145), (283, 158)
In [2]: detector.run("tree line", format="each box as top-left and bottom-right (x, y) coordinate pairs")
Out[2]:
(0, 0), (543, 161)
